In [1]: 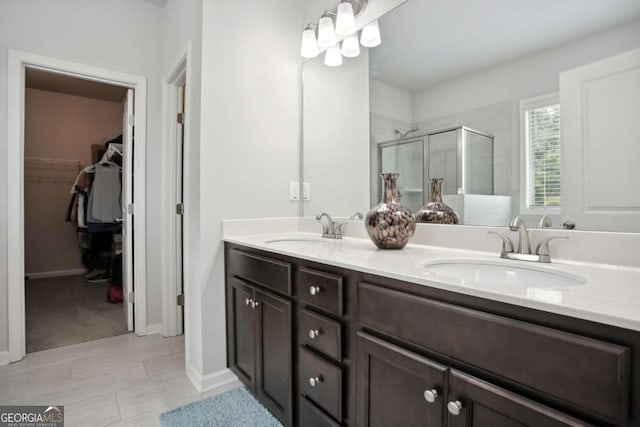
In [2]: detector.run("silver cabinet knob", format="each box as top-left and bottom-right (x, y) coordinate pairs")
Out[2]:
(309, 286), (321, 296)
(423, 389), (438, 403)
(309, 376), (322, 387)
(308, 329), (322, 339)
(245, 298), (252, 306)
(251, 300), (260, 309)
(447, 400), (464, 416)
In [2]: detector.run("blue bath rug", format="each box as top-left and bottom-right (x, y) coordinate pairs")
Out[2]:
(160, 387), (283, 427)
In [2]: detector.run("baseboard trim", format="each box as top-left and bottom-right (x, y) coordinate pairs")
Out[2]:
(0, 351), (10, 366)
(25, 269), (86, 280)
(145, 323), (162, 335)
(186, 364), (240, 393)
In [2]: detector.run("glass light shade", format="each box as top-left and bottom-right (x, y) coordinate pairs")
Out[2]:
(324, 44), (343, 67)
(318, 15), (337, 48)
(300, 27), (319, 58)
(360, 20), (381, 47)
(335, 2), (357, 36)
(341, 33), (360, 58)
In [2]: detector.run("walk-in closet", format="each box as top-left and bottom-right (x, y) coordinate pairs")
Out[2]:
(23, 69), (130, 352)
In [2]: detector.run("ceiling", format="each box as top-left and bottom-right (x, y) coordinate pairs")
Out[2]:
(25, 68), (128, 102)
(371, 0), (640, 91)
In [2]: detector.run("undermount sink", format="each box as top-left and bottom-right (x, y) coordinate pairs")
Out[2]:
(423, 260), (586, 289)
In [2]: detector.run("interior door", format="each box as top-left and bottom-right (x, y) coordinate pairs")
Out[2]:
(122, 88), (134, 331)
(560, 48), (640, 232)
(176, 83), (185, 334)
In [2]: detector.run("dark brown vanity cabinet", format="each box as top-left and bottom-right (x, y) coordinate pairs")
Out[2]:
(225, 243), (640, 427)
(226, 249), (293, 426)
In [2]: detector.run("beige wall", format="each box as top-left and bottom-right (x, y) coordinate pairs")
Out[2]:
(24, 88), (123, 275)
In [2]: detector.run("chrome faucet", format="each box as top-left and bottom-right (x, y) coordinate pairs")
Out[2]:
(349, 211), (364, 220)
(316, 212), (345, 239)
(489, 216), (568, 263)
(509, 216), (531, 254)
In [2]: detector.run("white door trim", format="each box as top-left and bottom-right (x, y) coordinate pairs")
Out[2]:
(7, 50), (148, 362)
(161, 42), (192, 341)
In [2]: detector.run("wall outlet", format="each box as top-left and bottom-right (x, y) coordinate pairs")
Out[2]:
(303, 182), (310, 200)
(289, 182), (300, 200)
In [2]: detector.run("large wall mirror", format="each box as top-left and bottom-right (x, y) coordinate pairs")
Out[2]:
(302, 0), (640, 232)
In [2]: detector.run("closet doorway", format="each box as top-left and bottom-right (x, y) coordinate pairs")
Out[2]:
(7, 51), (148, 362)
(23, 70), (133, 353)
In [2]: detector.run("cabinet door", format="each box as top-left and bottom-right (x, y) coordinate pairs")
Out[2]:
(255, 288), (292, 426)
(227, 278), (256, 388)
(446, 369), (589, 427)
(356, 332), (448, 427)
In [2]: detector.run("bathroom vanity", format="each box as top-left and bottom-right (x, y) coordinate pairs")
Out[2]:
(224, 232), (640, 427)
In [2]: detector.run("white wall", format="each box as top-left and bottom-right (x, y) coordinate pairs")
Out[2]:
(24, 88), (123, 275)
(412, 19), (640, 122)
(370, 78), (412, 123)
(0, 0), (165, 353)
(198, 0), (302, 375)
(304, 51), (371, 217)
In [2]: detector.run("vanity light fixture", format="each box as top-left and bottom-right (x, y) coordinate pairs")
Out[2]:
(324, 43), (343, 67)
(360, 19), (381, 47)
(341, 33), (360, 58)
(300, 24), (320, 58)
(300, 0), (380, 66)
(318, 13), (338, 48)
(335, 0), (357, 36)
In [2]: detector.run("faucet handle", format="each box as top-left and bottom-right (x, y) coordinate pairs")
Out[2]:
(535, 235), (569, 256)
(349, 211), (364, 220)
(334, 222), (346, 238)
(537, 215), (553, 229)
(488, 231), (514, 254)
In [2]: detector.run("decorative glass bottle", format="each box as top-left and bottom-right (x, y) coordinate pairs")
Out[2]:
(365, 173), (416, 249)
(415, 178), (459, 224)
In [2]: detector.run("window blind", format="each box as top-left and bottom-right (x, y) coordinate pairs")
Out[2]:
(526, 104), (561, 207)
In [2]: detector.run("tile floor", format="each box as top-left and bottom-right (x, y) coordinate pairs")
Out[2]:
(0, 333), (235, 426)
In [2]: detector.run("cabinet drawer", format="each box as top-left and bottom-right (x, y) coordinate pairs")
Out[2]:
(298, 268), (344, 315)
(358, 282), (630, 424)
(299, 396), (341, 427)
(228, 248), (292, 295)
(299, 347), (343, 421)
(299, 309), (342, 360)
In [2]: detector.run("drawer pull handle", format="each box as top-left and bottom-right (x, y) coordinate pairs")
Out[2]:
(251, 300), (260, 309)
(309, 328), (322, 339)
(245, 298), (252, 306)
(447, 400), (464, 416)
(309, 286), (321, 296)
(423, 389), (438, 403)
(309, 376), (323, 387)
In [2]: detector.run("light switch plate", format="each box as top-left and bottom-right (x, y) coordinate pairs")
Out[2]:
(303, 182), (310, 200)
(289, 182), (300, 200)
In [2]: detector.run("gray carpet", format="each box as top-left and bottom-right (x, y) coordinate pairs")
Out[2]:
(160, 387), (283, 427)
(26, 274), (128, 353)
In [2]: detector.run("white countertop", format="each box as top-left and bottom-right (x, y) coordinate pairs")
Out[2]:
(224, 230), (640, 332)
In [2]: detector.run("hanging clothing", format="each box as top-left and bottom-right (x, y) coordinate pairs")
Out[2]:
(78, 192), (87, 228)
(87, 163), (122, 223)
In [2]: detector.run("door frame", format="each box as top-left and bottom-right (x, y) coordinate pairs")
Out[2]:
(161, 42), (192, 339)
(7, 50), (148, 362)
